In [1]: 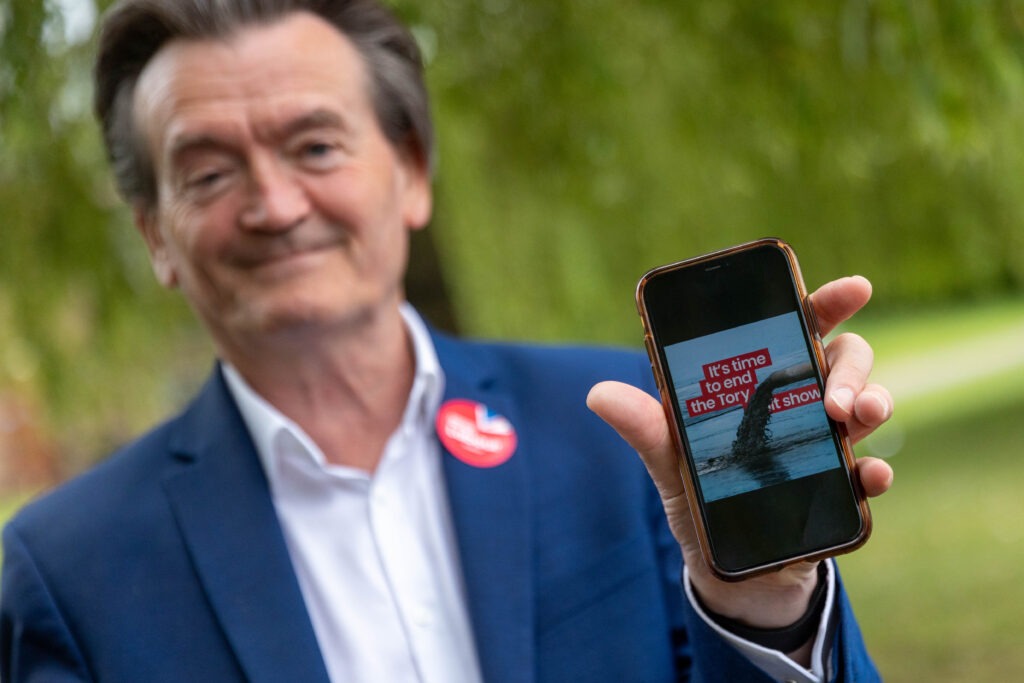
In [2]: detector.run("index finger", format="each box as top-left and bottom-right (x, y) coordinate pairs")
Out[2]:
(808, 275), (873, 336)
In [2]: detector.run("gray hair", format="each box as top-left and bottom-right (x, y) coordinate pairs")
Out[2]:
(94, 0), (433, 207)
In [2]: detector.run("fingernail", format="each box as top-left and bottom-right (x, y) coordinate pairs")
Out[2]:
(866, 392), (893, 421)
(830, 387), (855, 416)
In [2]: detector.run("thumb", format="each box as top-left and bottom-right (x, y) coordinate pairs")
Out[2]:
(586, 381), (685, 501)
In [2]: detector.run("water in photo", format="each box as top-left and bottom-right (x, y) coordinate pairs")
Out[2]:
(665, 311), (839, 502)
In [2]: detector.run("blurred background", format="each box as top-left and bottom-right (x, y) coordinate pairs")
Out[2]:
(1, 0), (1023, 680)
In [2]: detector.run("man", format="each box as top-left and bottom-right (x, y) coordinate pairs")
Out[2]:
(0, 1), (894, 681)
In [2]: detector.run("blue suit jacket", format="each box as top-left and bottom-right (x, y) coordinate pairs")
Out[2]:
(1, 332), (879, 682)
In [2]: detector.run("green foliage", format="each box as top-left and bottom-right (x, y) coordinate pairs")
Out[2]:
(393, 0), (1024, 344)
(1, 4), (1023, 676)
(0, 0), (205, 466)
(3, 0), (1024, 465)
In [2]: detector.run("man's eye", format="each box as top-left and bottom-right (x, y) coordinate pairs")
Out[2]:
(304, 142), (333, 157)
(295, 139), (342, 169)
(188, 170), (224, 187)
(180, 166), (233, 199)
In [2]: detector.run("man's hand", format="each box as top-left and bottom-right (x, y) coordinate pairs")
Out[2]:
(587, 275), (893, 652)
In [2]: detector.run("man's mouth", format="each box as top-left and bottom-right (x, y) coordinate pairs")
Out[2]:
(231, 235), (345, 270)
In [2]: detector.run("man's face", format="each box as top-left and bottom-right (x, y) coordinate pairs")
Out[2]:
(132, 11), (431, 352)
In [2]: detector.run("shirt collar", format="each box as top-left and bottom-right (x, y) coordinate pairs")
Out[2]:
(222, 303), (445, 481)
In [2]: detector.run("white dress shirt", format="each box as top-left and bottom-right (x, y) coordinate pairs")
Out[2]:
(223, 304), (834, 683)
(222, 305), (483, 683)
(685, 563), (836, 682)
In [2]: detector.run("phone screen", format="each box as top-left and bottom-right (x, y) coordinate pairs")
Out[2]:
(640, 241), (867, 575)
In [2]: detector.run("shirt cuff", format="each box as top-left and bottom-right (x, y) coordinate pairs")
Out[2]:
(683, 560), (837, 683)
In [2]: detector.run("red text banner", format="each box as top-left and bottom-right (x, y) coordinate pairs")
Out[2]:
(685, 349), (773, 418)
(769, 384), (821, 413)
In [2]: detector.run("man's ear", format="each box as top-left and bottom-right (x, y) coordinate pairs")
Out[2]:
(399, 146), (433, 232)
(133, 203), (178, 288)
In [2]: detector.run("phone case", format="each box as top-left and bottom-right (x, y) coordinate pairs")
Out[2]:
(636, 238), (872, 580)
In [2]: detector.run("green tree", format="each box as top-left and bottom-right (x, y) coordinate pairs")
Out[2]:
(396, 0), (1024, 343)
(2, 0), (1023, 472)
(0, 0), (205, 470)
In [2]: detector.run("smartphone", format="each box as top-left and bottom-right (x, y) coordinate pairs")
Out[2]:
(636, 238), (870, 580)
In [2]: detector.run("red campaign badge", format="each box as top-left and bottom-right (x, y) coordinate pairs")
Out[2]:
(436, 399), (517, 468)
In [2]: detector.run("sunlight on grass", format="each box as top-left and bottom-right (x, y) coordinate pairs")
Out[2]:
(841, 397), (1024, 682)
(848, 295), (1024, 455)
(838, 296), (1024, 682)
(844, 296), (1024, 357)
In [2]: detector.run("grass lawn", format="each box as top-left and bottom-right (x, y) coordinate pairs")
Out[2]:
(841, 391), (1024, 681)
(840, 296), (1024, 682)
(0, 296), (1021, 680)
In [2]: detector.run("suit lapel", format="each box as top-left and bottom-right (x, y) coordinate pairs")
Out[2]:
(160, 339), (538, 683)
(161, 370), (330, 683)
(434, 334), (536, 683)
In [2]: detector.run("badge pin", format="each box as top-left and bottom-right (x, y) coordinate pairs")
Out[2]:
(436, 399), (517, 468)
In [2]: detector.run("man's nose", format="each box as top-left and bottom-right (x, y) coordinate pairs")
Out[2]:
(238, 155), (310, 231)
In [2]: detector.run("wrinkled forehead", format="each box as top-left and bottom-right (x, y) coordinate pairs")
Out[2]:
(132, 12), (374, 156)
